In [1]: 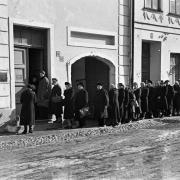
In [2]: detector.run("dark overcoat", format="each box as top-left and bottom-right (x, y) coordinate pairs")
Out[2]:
(20, 88), (36, 125)
(63, 88), (74, 119)
(108, 88), (120, 124)
(173, 84), (180, 112)
(148, 86), (155, 113)
(49, 84), (63, 117)
(74, 89), (88, 110)
(118, 88), (125, 109)
(94, 88), (109, 119)
(141, 87), (149, 113)
(166, 85), (174, 110)
(134, 88), (141, 113)
(154, 86), (161, 111)
(160, 85), (168, 111)
(37, 76), (50, 107)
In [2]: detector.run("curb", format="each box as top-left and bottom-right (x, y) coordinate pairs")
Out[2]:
(0, 118), (169, 151)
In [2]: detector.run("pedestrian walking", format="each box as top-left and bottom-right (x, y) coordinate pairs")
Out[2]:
(63, 82), (74, 128)
(74, 82), (88, 128)
(49, 78), (63, 125)
(94, 82), (109, 127)
(20, 84), (36, 134)
(108, 84), (120, 127)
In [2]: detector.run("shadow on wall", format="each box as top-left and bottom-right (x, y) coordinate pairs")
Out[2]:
(0, 110), (20, 134)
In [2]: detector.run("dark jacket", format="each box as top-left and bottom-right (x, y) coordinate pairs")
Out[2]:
(118, 88), (125, 109)
(74, 89), (88, 110)
(108, 88), (120, 123)
(49, 84), (63, 116)
(20, 88), (36, 125)
(94, 88), (109, 118)
(166, 85), (174, 105)
(141, 87), (149, 112)
(63, 88), (74, 119)
(173, 84), (180, 111)
(160, 85), (168, 111)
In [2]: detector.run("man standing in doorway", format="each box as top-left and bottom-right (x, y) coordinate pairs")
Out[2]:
(37, 70), (50, 119)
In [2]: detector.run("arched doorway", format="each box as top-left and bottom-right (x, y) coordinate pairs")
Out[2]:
(71, 56), (114, 107)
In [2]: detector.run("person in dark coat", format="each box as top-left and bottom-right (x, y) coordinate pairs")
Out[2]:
(63, 82), (74, 121)
(74, 82), (88, 128)
(160, 80), (168, 117)
(147, 80), (155, 118)
(94, 82), (109, 127)
(154, 81), (161, 117)
(165, 80), (174, 116)
(49, 78), (63, 124)
(108, 84), (120, 127)
(20, 84), (36, 134)
(140, 82), (149, 119)
(37, 70), (50, 119)
(118, 83), (125, 123)
(133, 82), (141, 120)
(123, 87), (129, 123)
(173, 81), (180, 116)
(128, 89), (136, 122)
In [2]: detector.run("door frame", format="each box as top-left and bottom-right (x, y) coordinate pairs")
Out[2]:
(9, 18), (54, 110)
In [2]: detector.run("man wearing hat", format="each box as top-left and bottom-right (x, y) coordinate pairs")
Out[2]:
(63, 82), (74, 128)
(165, 80), (174, 116)
(73, 82), (88, 128)
(49, 78), (63, 124)
(37, 70), (50, 119)
(94, 82), (109, 127)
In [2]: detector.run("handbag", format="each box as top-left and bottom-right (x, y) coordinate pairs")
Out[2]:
(79, 106), (89, 118)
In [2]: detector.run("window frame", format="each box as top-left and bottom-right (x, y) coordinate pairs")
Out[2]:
(144, 0), (161, 11)
(169, 0), (180, 16)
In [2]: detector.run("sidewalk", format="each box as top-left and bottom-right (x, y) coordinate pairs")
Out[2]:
(0, 117), (179, 151)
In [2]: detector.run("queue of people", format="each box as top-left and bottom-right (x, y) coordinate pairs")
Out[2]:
(19, 70), (180, 134)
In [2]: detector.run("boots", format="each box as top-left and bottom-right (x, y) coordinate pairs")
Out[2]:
(22, 126), (27, 134)
(29, 125), (33, 133)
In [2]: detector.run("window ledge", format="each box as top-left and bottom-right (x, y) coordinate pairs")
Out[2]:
(167, 13), (180, 18)
(142, 8), (163, 14)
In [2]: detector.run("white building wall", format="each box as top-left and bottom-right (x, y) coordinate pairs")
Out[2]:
(134, 0), (180, 85)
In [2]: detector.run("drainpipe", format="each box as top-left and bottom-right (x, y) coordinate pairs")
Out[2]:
(130, 0), (135, 88)
(118, 0), (120, 84)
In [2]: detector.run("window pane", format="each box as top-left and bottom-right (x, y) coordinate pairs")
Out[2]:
(145, 0), (152, 8)
(170, 0), (176, 13)
(176, 0), (180, 14)
(152, 0), (159, 9)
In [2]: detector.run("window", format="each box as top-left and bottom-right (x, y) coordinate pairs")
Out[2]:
(144, 0), (161, 11)
(170, 0), (180, 15)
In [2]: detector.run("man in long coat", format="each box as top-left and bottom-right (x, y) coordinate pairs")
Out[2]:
(118, 83), (125, 123)
(160, 80), (168, 117)
(173, 81), (180, 115)
(108, 84), (120, 127)
(73, 82), (88, 128)
(94, 82), (109, 127)
(37, 70), (50, 119)
(140, 82), (149, 119)
(49, 78), (63, 124)
(20, 84), (36, 134)
(165, 80), (174, 116)
(63, 82), (74, 128)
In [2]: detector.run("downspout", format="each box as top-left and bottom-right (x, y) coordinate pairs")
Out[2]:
(130, 0), (135, 88)
(118, 0), (120, 84)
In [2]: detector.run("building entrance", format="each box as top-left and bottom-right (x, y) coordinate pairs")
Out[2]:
(71, 56), (110, 114)
(14, 26), (48, 118)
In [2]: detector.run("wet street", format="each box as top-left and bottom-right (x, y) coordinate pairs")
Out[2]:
(1, 120), (180, 180)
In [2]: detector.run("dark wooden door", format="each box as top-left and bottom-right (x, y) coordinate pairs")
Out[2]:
(142, 42), (150, 82)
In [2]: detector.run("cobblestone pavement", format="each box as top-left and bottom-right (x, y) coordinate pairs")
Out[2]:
(0, 118), (180, 179)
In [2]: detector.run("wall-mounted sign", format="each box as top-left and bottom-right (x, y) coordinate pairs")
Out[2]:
(0, 72), (8, 82)
(56, 51), (64, 62)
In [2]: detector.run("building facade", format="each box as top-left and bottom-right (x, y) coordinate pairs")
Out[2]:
(134, 0), (180, 85)
(0, 0), (132, 124)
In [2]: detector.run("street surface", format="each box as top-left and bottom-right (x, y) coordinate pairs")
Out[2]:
(1, 119), (180, 180)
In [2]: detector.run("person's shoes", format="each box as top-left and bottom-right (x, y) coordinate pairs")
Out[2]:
(29, 129), (33, 133)
(22, 131), (27, 134)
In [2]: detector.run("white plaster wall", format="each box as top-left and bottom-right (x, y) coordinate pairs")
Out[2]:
(8, 0), (119, 89)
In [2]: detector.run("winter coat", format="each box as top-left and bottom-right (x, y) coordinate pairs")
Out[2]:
(63, 88), (74, 119)
(49, 84), (63, 116)
(94, 88), (109, 119)
(20, 88), (36, 125)
(173, 84), (180, 111)
(141, 87), (149, 113)
(74, 89), (88, 110)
